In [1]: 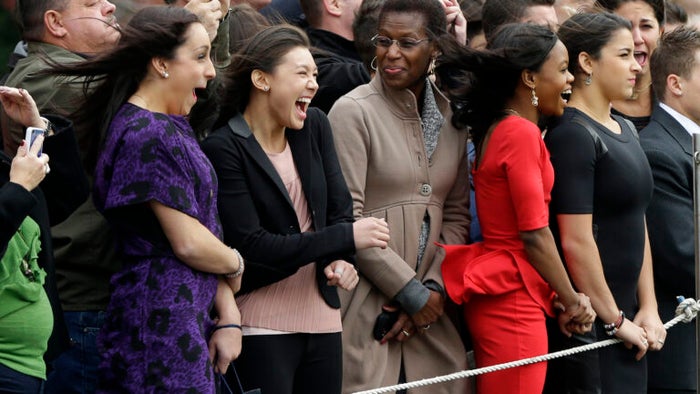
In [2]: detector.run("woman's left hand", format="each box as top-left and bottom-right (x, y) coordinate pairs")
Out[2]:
(411, 290), (444, 329)
(633, 307), (666, 351)
(324, 260), (359, 291)
(208, 323), (242, 374)
(441, 0), (467, 46)
(0, 87), (44, 129)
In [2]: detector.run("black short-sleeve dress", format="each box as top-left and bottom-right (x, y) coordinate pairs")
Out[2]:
(543, 107), (653, 393)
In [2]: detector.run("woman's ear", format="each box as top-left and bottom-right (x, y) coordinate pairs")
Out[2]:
(521, 69), (537, 90)
(578, 51), (594, 75)
(251, 69), (270, 92)
(150, 57), (169, 78)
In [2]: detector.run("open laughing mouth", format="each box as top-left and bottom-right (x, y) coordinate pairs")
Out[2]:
(561, 89), (572, 103)
(295, 97), (311, 119)
(634, 51), (648, 67)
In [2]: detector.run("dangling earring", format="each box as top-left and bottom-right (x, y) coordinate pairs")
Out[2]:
(162, 71), (169, 79)
(427, 57), (436, 75)
(531, 87), (539, 107)
(370, 56), (377, 71)
(585, 73), (592, 86)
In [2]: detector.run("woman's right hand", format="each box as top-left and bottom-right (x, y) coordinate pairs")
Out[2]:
(556, 292), (596, 336)
(615, 318), (649, 360)
(10, 136), (49, 192)
(353, 217), (390, 249)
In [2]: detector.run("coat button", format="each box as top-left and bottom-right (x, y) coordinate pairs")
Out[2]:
(420, 183), (432, 196)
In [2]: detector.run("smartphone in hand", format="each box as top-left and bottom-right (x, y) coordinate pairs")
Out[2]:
(25, 127), (45, 157)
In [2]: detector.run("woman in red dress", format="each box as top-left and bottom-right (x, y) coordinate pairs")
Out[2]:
(437, 23), (596, 393)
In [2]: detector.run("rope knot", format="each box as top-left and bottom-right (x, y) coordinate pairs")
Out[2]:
(675, 296), (700, 324)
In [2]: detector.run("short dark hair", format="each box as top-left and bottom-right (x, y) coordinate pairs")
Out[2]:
(482, 0), (555, 41)
(557, 11), (632, 76)
(217, 25), (311, 124)
(48, 6), (200, 165)
(299, 0), (323, 27)
(17, 0), (69, 41)
(378, 0), (447, 38)
(437, 23), (559, 147)
(596, 0), (665, 25)
(651, 26), (700, 101)
(353, 0), (386, 73)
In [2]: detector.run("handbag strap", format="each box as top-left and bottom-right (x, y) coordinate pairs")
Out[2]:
(218, 364), (246, 394)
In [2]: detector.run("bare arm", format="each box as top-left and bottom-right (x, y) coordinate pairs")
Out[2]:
(208, 277), (242, 374)
(633, 221), (666, 350)
(150, 200), (240, 274)
(558, 213), (650, 359)
(520, 226), (595, 335)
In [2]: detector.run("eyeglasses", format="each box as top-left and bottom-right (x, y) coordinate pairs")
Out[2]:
(371, 34), (431, 50)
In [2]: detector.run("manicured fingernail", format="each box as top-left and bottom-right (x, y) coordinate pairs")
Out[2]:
(20, 140), (25, 147)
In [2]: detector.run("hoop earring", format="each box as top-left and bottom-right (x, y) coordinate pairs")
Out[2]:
(370, 56), (377, 71)
(585, 73), (592, 86)
(531, 88), (539, 107)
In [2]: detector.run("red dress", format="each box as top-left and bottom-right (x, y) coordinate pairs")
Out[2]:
(441, 116), (556, 393)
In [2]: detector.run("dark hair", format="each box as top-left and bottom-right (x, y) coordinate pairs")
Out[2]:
(437, 23), (559, 148)
(228, 3), (270, 53)
(216, 24), (310, 127)
(353, 0), (386, 73)
(558, 12), (631, 76)
(482, 0), (555, 41)
(665, 0), (688, 26)
(597, 0), (665, 25)
(378, 0), (447, 39)
(17, 0), (68, 41)
(651, 26), (700, 101)
(47, 6), (200, 167)
(299, 0), (323, 27)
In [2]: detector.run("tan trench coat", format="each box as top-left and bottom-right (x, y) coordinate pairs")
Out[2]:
(329, 76), (471, 394)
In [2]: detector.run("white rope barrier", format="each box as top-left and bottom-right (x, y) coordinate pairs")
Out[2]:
(353, 297), (700, 394)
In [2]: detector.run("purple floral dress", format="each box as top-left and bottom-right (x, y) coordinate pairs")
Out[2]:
(94, 103), (220, 393)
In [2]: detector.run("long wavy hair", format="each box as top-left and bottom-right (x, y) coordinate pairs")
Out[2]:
(46, 6), (200, 169)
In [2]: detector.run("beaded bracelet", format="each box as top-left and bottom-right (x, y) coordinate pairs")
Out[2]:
(211, 323), (242, 333)
(224, 248), (245, 279)
(604, 310), (625, 336)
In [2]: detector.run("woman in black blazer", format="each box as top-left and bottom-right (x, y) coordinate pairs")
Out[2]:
(201, 25), (389, 394)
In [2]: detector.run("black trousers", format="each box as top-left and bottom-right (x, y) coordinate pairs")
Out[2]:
(226, 332), (342, 394)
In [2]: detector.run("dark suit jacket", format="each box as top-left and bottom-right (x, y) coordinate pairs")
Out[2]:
(640, 103), (697, 391)
(201, 108), (356, 308)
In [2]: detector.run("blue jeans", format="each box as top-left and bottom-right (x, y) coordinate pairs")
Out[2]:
(0, 362), (44, 394)
(45, 311), (104, 394)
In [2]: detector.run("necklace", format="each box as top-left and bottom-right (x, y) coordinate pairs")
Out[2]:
(504, 108), (520, 117)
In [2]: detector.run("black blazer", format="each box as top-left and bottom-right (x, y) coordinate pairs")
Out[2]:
(639, 103), (697, 391)
(201, 108), (355, 308)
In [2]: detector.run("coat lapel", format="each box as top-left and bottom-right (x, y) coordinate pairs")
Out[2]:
(227, 114), (294, 208)
(653, 104), (693, 156)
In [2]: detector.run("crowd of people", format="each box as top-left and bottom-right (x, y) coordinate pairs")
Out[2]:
(0, 0), (697, 393)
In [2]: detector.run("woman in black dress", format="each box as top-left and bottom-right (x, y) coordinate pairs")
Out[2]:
(543, 12), (666, 393)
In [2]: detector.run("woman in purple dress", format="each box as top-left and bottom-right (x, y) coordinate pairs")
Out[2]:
(50, 7), (243, 393)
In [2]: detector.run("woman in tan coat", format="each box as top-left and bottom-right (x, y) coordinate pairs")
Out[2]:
(327, 0), (470, 392)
